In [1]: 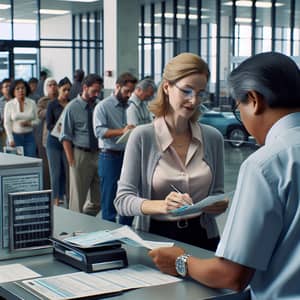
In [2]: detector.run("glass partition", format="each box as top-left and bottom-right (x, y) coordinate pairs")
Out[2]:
(14, 47), (38, 80)
(0, 52), (10, 81)
(0, 0), (12, 40)
(13, 0), (38, 40)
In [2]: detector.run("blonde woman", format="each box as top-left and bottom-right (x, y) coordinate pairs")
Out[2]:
(114, 53), (228, 251)
(4, 79), (39, 157)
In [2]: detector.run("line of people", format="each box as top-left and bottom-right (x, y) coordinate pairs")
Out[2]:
(0, 71), (159, 228)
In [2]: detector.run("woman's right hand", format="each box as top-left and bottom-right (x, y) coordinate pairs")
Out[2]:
(141, 192), (193, 215)
(163, 191), (193, 212)
(9, 141), (15, 147)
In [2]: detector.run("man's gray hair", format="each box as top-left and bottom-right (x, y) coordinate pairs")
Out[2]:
(136, 78), (157, 92)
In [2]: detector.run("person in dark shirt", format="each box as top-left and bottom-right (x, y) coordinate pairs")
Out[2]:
(69, 69), (85, 100)
(46, 77), (71, 206)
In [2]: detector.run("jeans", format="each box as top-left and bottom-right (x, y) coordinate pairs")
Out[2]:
(46, 134), (67, 200)
(98, 151), (133, 225)
(13, 131), (36, 157)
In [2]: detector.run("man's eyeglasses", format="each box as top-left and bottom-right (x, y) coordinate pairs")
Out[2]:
(174, 83), (207, 101)
(232, 101), (243, 125)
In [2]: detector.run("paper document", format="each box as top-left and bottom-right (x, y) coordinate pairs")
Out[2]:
(63, 225), (173, 249)
(51, 113), (64, 138)
(0, 264), (41, 283)
(21, 264), (182, 300)
(116, 129), (133, 144)
(171, 191), (235, 216)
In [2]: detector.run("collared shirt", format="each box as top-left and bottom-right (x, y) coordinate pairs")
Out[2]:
(4, 97), (39, 143)
(151, 117), (212, 221)
(93, 94), (129, 151)
(216, 112), (300, 299)
(114, 118), (224, 236)
(60, 96), (98, 148)
(127, 94), (152, 125)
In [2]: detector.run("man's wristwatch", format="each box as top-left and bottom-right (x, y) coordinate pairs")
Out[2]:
(175, 253), (191, 277)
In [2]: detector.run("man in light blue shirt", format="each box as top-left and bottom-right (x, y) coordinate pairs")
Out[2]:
(126, 78), (156, 126)
(93, 72), (137, 225)
(149, 52), (300, 299)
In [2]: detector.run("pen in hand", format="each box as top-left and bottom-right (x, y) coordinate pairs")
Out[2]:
(169, 184), (183, 194)
(169, 184), (194, 206)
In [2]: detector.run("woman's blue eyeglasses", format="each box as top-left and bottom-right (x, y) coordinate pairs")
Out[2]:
(174, 83), (207, 101)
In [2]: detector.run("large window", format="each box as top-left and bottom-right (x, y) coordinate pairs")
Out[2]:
(0, 0), (103, 81)
(139, 0), (300, 108)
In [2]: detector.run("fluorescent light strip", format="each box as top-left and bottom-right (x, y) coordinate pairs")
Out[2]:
(139, 23), (160, 27)
(155, 13), (209, 20)
(39, 9), (70, 15)
(235, 17), (252, 23)
(177, 5), (210, 12)
(223, 1), (284, 8)
(13, 19), (37, 24)
(0, 4), (10, 9)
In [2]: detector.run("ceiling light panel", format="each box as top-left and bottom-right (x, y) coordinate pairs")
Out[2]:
(223, 1), (284, 8)
(0, 4), (10, 9)
(39, 9), (70, 15)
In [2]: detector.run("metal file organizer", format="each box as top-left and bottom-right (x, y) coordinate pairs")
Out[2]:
(0, 153), (52, 260)
(8, 190), (52, 252)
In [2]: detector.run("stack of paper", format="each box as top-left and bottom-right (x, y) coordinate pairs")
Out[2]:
(63, 225), (174, 249)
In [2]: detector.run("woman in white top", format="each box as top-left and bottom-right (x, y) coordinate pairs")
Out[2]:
(4, 79), (39, 157)
(115, 53), (228, 251)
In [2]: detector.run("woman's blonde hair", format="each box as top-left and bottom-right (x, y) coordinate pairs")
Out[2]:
(148, 52), (210, 122)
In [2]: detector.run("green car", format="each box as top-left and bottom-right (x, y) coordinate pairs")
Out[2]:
(199, 104), (249, 148)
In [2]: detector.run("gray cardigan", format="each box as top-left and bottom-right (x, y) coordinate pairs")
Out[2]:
(114, 122), (224, 237)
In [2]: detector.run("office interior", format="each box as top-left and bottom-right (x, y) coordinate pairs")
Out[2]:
(0, 0), (298, 298)
(1, 0), (299, 104)
(1, 0), (297, 230)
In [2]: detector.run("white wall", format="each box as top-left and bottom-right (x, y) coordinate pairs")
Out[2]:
(40, 14), (73, 82)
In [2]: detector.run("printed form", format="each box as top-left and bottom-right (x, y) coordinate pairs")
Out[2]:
(21, 264), (182, 300)
(0, 264), (41, 283)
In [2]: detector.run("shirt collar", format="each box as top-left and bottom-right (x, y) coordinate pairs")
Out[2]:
(13, 97), (29, 104)
(129, 94), (142, 106)
(265, 112), (300, 145)
(78, 96), (98, 109)
(77, 96), (88, 109)
(154, 117), (202, 152)
(111, 94), (129, 108)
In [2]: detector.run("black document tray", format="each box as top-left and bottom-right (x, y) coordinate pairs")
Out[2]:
(51, 238), (128, 273)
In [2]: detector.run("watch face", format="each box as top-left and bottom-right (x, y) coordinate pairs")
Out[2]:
(176, 255), (187, 277)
